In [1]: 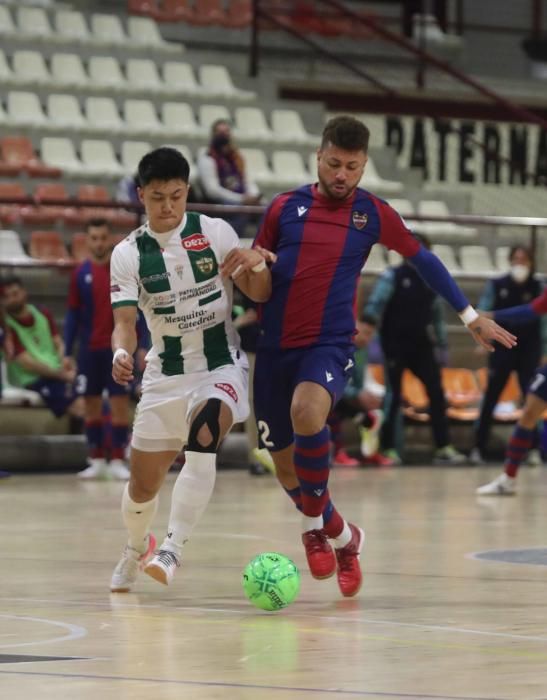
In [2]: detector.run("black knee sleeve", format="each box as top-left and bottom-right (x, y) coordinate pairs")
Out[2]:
(187, 399), (221, 453)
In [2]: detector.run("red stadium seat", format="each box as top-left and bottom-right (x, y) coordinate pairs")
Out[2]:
(190, 0), (225, 25)
(0, 182), (28, 224)
(222, 0), (252, 28)
(0, 137), (61, 178)
(401, 370), (430, 422)
(128, 0), (160, 17)
(441, 368), (482, 408)
(21, 183), (80, 225)
(157, 0), (194, 22)
(29, 230), (73, 263)
(76, 185), (137, 229)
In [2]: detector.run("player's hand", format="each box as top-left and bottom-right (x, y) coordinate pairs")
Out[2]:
(467, 315), (517, 352)
(59, 367), (76, 383)
(254, 245), (277, 265)
(112, 349), (134, 386)
(62, 356), (76, 372)
(220, 247), (267, 280)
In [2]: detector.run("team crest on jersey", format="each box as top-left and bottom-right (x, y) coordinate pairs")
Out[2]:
(215, 382), (238, 402)
(195, 256), (215, 275)
(175, 264), (184, 280)
(352, 211), (368, 229)
(182, 233), (210, 252)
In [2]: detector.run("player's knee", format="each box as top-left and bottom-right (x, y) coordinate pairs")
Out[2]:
(187, 399), (222, 453)
(290, 400), (324, 435)
(130, 478), (158, 503)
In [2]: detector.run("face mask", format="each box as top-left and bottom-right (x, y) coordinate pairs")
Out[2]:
(212, 134), (230, 150)
(510, 264), (530, 283)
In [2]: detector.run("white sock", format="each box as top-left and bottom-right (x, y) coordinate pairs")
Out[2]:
(122, 483), (158, 554)
(161, 451), (217, 559)
(334, 521), (352, 549)
(302, 515), (323, 533)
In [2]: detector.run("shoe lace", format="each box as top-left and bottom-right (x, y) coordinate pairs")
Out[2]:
(156, 550), (180, 568)
(336, 546), (355, 572)
(305, 530), (330, 553)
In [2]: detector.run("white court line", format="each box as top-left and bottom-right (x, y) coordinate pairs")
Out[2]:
(0, 615), (87, 650)
(466, 547), (547, 567)
(2, 597), (547, 644)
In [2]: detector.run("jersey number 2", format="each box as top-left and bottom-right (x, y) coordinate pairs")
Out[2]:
(258, 420), (274, 448)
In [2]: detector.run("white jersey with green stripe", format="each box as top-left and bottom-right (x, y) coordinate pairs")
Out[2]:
(110, 212), (246, 377)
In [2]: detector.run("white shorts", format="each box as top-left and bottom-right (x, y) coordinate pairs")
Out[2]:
(131, 364), (249, 452)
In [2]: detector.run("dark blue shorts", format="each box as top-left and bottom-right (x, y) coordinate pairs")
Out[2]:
(76, 348), (129, 398)
(529, 364), (547, 402)
(253, 345), (354, 452)
(27, 378), (75, 418)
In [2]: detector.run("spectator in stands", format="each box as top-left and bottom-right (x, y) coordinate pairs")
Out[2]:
(328, 318), (393, 468)
(362, 235), (465, 465)
(64, 218), (131, 481)
(470, 245), (546, 465)
(197, 119), (262, 235)
(0, 295), (12, 478)
(2, 276), (80, 421)
(232, 290), (275, 476)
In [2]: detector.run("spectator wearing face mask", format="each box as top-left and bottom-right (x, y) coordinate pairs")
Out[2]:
(197, 119), (262, 236)
(470, 245), (547, 464)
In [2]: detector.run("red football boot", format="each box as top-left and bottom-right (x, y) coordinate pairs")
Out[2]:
(332, 449), (359, 467)
(302, 529), (336, 579)
(335, 523), (364, 597)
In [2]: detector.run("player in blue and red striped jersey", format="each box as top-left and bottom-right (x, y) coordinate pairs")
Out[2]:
(477, 287), (547, 496)
(253, 115), (517, 597)
(64, 218), (131, 481)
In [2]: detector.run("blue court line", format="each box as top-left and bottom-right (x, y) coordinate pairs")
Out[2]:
(0, 669), (510, 700)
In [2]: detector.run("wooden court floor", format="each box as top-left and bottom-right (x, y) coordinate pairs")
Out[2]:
(1, 466), (547, 700)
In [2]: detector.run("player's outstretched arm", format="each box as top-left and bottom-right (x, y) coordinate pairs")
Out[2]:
(112, 305), (137, 386)
(221, 247), (272, 302)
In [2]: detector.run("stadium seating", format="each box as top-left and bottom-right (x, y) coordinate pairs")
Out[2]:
(41, 137), (85, 175)
(363, 245), (387, 273)
(272, 109), (319, 145)
(162, 61), (202, 96)
(271, 150), (310, 188)
(12, 50), (50, 85)
(85, 97), (125, 133)
(29, 230), (72, 263)
(123, 99), (166, 136)
(50, 53), (89, 89)
(161, 102), (204, 138)
(199, 104), (231, 132)
(431, 244), (461, 273)
(0, 136), (60, 178)
(88, 56), (128, 91)
(71, 231), (88, 263)
(127, 15), (183, 52)
(198, 65), (255, 101)
(121, 140), (151, 175)
(80, 140), (124, 178)
(234, 107), (274, 141)
(21, 182), (79, 226)
(16, 7), (53, 40)
(239, 148), (275, 187)
(459, 245), (496, 274)
(54, 10), (91, 43)
(416, 200), (477, 239)
(0, 229), (32, 263)
(47, 94), (87, 131)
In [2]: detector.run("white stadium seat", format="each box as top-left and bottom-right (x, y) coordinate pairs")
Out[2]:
(460, 245), (496, 274)
(161, 102), (204, 138)
(359, 156), (404, 192)
(54, 10), (90, 43)
(239, 148), (274, 186)
(90, 13), (126, 46)
(0, 49), (15, 84)
(387, 249), (404, 267)
(234, 107), (273, 141)
(417, 200), (476, 239)
(198, 64), (255, 101)
(271, 109), (319, 145)
(50, 53), (89, 88)
(271, 151), (309, 188)
(0, 229), (32, 263)
(85, 97), (125, 133)
(127, 16), (183, 53)
(0, 5), (16, 36)
(81, 139), (124, 177)
(7, 91), (47, 127)
(495, 246), (510, 271)
(364, 244), (387, 273)
(124, 99), (165, 136)
(16, 6), (52, 39)
(432, 244), (461, 272)
(12, 50), (50, 84)
(41, 136), (85, 175)
(162, 61), (202, 96)
(121, 140), (151, 174)
(199, 104), (231, 133)
(47, 94), (87, 130)
(88, 56), (127, 90)
(126, 58), (166, 93)
(165, 144), (198, 183)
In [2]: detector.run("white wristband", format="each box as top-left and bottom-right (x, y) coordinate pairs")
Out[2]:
(251, 259), (266, 273)
(458, 305), (479, 326)
(113, 348), (129, 364)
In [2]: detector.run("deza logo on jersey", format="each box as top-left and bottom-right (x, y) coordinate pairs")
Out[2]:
(182, 234), (210, 252)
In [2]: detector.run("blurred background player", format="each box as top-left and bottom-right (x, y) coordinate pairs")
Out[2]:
(363, 235), (465, 465)
(232, 289), (275, 476)
(328, 317), (391, 467)
(2, 276), (80, 423)
(197, 118), (262, 236)
(64, 218), (131, 480)
(477, 286), (547, 495)
(471, 245), (546, 465)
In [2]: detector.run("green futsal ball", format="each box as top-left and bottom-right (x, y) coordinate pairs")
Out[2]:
(242, 552), (300, 611)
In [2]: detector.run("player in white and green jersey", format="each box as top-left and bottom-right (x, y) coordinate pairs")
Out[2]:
(109, 147), (271, 593)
